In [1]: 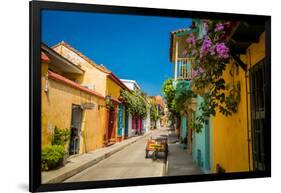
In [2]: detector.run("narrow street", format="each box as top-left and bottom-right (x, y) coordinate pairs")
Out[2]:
(64, 128), (168, 182)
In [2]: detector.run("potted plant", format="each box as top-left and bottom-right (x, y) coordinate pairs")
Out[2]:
(51, 126), (70, 166)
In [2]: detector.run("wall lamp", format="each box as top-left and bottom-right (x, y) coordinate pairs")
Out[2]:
(98, 95), (112, 110)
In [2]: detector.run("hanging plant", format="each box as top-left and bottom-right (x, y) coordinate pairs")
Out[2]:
(120, 90), (148, 119)
(183, 20), (241, 129)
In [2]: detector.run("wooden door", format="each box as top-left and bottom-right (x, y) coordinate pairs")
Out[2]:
(108, 109), (116, 141)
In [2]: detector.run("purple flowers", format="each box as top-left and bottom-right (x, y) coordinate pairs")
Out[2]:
(200, 37), (212, 57)
(215, 43), (229, 59)
(186, 34), (196, 45)
(214, 23), (224, 32)
(192, 67), (205, 77)
(199, 36), (229, 59)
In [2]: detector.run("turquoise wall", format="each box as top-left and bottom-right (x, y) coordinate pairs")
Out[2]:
(180, 116), (187, 143)
(117, 104), (123, 137)
(124, 108), (129, 137)
(192, 96), (212, 173)
(209, 116), (212, 172)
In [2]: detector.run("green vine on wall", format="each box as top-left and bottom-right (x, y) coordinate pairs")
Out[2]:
(162, 78), (178, 123)
(120, 89), (148, 119)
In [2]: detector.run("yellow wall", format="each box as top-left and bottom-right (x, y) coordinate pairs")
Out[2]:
(106, 77), (122, 101)
(211, 32), (265, 172)
(106, 77), (123, 138)
(51, 43), (128, 144)
(41, 62), (107, 154)
(211, 61), (250, 172)
(53, 45), (108, 95)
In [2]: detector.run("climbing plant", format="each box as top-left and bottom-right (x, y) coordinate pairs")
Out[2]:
(174, 80), (197, 115)
(162, 78), (178, 123)
(120, 90), (148, 119)
(162, 79), (175, 110)
(183, 20), (241, 130)
(150, 103), (159, 122)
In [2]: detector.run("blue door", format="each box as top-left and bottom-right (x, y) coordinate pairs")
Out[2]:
(118, 104), (123, 137)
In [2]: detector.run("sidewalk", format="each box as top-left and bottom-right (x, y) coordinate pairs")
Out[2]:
(166, 130), (203, 176)
(42, 131), (153, 184)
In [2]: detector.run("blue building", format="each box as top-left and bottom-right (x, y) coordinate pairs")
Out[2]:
(170, 20), (212, 173)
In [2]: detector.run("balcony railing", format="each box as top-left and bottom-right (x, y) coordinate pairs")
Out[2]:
(175, 58), (194, 80)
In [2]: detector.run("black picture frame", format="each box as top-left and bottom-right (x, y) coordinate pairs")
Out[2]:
(30, 1), (271, 192)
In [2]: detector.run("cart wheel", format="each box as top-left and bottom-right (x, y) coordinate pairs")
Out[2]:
(145, 150), (149, 158)
(153, 151), (158, 161)
(164, 150), (168, 161)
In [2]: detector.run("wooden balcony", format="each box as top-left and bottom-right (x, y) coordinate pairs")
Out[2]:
(174, 58), (194, 80)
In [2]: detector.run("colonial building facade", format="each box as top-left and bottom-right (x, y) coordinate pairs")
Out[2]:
(169, 19), (268, 173)
(41, 41), (133, 155)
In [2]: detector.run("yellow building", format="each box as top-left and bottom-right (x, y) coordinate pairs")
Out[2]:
(41, 43), (107, 155)
(41, 41), (129, 155)
(211, 23), (267, 172)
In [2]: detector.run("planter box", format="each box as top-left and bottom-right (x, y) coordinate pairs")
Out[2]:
(60, 152), (69, 166)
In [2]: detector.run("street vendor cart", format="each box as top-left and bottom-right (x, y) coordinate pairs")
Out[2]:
(145, 136), (168, 160)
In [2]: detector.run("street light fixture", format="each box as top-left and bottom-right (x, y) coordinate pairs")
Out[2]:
(98, 95), (112, 110)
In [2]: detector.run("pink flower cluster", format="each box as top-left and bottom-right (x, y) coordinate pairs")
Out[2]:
(199, 36), (229, 59)
(200, 37), (212, 57)
(215, 43), (229, 59)
(186, 33), (196, 45)
(192, 67), (205, 77)
(214, 23), (224, 32)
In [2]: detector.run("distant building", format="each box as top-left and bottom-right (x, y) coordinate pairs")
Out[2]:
(120, 79), (141, 91)
(120, 79), (151, 136)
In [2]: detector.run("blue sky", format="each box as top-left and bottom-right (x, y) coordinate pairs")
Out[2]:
(42, 10), (191, 96)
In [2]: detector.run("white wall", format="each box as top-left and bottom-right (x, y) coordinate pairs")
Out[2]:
(127, 113), (133, 137)
(143, 110), (151, 133)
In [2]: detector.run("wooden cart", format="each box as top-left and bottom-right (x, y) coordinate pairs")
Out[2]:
(145, 136), (168, 160)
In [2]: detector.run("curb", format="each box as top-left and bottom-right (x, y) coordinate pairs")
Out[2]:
(44, 131), (153, 184)
(162, 160), (168, 176)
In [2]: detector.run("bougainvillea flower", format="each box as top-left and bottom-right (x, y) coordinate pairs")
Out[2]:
(214, 23), (224, 32)
(210, 46), (215, 55)
(192, 70), (199, 77)
(186, 33), (196, 45)
(215, 42), (229, 59)
(200, 37), (212, 56)
(192, 67), (205, 77)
